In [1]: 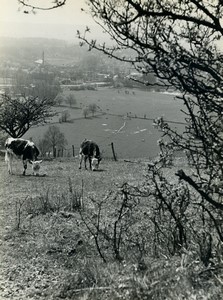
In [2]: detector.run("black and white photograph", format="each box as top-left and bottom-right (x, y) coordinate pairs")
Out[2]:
(0, 0), (223, 299)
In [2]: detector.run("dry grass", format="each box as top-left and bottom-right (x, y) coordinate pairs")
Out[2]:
(0, 158), (222, 299)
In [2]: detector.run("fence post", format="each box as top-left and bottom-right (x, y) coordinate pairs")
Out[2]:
(53, 147), (56, 158)
(111, 142), (117, 161)
(72, 145), (75, 157)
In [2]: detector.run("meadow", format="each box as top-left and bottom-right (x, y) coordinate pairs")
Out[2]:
(0, 156), (221, 300)
(0, 88), (222, 299)
(25, 87), (185, 159)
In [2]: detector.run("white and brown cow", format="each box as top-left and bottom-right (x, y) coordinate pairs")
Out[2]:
(5, 138), (42, 176)
(79, 139), (102, 171)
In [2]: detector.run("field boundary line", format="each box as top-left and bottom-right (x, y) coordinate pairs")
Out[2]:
(106, 112), (186, 125)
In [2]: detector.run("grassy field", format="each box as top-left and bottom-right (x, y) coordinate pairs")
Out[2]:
(25, 87), (185, 159)
(0, 157), (221, 300)
(0, 157), (145, 299)
(2, 87), (220, 300)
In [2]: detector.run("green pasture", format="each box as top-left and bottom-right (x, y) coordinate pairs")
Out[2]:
(62, 87), (184, 121)
(26, 87), (185, 159)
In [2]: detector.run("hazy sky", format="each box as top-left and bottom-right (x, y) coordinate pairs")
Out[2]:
(0, 0), (101, 41)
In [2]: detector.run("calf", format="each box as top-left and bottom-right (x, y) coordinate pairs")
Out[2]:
(79, 139), (102, 171)
(5, 138), (42, 175)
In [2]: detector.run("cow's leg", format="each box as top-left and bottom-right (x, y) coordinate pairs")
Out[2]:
(9, 157), (12, 174)
(5, 152), (13, 174)
(79, 154), (83, 169)
(23, 159), (28, 175)
(89, 157), (92, 170)
(84, 156), (88, 169)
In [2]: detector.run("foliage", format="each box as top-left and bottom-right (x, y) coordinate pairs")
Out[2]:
(28, 80), (61, 100)
(54, 93), (65, 106)
(12, 68), (61, 100)
(0, 94), (55, 138)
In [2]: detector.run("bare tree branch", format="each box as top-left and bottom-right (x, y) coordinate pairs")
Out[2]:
(0, 94), (55, 138)
(176, 169), (223, 210)
(18, 0), (67, 11)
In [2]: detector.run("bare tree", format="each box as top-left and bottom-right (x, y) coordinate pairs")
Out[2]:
(78, 0), (223, 260)
(82, 107), (89, 118)
(65, 94), (76, 107)
(0, 94), (55, 138)
(41, 125), (67, 158)
(88, 103), (97, 117)
(60, 110), (70, 123)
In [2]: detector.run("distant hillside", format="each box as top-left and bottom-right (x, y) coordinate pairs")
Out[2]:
(0, 36), (69, 48)
(0, 21), (109, 42)
(0, 36), (130, 72)
(0, 37), (84, 63)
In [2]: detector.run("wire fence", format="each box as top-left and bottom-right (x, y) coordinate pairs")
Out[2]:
(41, 142), (117, 160)
(37, 111), (187, 160)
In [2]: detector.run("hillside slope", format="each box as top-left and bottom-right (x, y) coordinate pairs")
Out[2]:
(0, 158), (221, 300)
(0, 158), (146, 299)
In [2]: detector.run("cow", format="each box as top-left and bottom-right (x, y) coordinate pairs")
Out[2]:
(5, 137), (42, 176)
(79, 139), (102, 171)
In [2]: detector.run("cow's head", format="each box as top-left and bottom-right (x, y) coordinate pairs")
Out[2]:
(91, 157), (102, 171)
(31, 160), (42, 176)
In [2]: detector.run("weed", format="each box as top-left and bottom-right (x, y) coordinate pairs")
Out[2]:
(25, 179), (84, 218)
(15, 198), (26, 230)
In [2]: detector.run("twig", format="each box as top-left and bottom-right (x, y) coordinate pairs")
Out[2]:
(124, 159), (139, 163)
(72, 285), (134, 294)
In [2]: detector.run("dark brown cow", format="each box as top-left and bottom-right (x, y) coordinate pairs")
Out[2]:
(79, 139), (102, 171)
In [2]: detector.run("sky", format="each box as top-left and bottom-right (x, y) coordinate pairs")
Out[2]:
(0, 0), (103, 41)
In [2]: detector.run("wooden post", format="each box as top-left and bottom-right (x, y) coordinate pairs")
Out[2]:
(111, 142), (117, 161)
(53, 147), (56, 158)
(72, 145), (75, 157)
